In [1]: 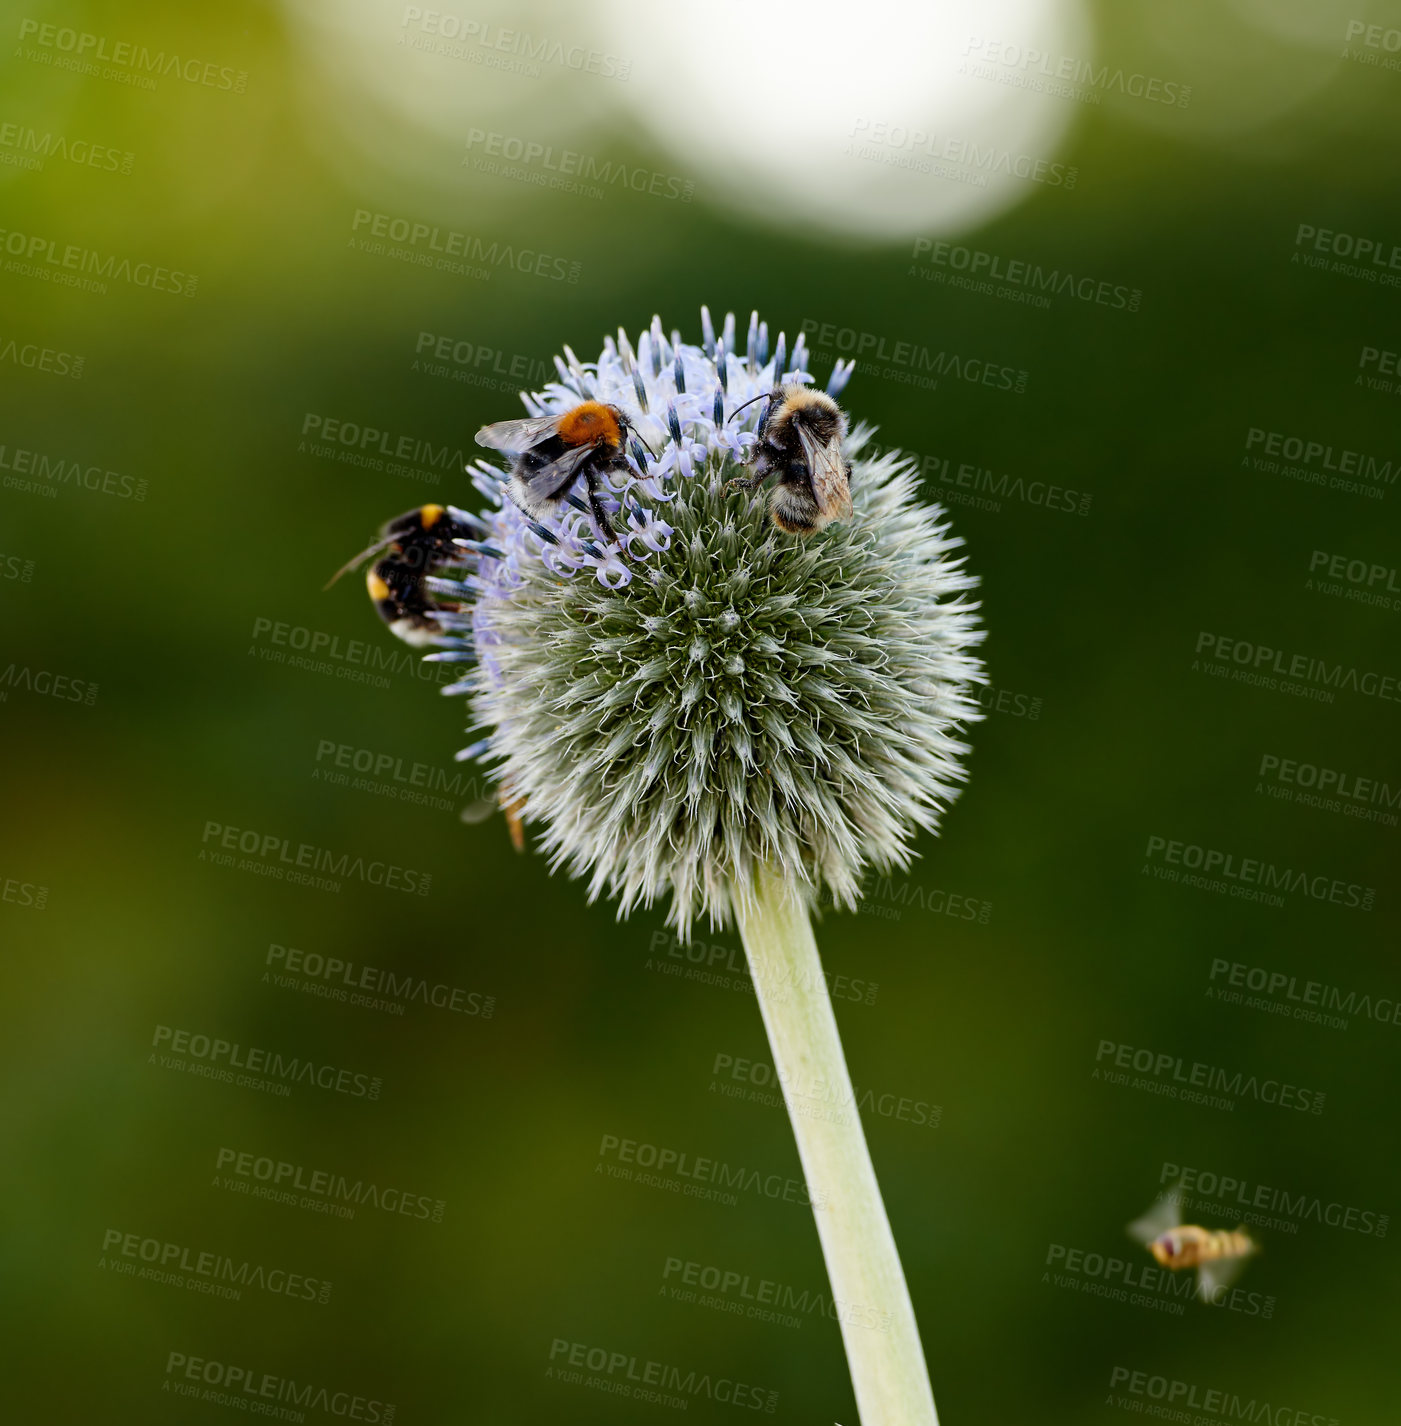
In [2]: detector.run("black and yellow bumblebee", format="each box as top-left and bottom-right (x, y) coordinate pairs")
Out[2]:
(325, 503), (484, 647)
(329, 503), (529, 846)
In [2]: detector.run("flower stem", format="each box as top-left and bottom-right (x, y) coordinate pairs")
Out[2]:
(733, 863), (939, 1426)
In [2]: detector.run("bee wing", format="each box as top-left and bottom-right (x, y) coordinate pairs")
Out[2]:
(795, 426), (854, 520)
(513, 442), (596, 503)
(475, 414), (563, 454)
(1127, 1188), (1182, 1245)
(459, 796), (499, 825)
(1197, 1253), (1249, 1300)
(460, 788), (527, 853)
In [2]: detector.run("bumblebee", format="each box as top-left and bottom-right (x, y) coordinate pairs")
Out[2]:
(1128, 1188), (1259, 1300)
(325, 503), (479, 647)
(727, 384), (854, 535)
(476, 401), (640, 541)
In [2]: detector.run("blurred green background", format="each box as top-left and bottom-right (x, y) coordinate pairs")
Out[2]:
(3, 1), (1399, 1421)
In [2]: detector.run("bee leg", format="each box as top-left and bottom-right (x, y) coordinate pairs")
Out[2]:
(500, 786), (526, 853)
(725, 469), (768, 493)
(583, 471), (621, 544)
(727, 440), (780, 493)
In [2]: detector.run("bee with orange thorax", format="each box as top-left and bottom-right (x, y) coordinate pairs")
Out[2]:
(1128, 1189), (1259, 1301)
(476, 400), (645, 543)
(324, 503), (490, 647)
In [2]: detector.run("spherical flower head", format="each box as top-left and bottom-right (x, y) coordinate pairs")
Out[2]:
(451, 310), (985, 937)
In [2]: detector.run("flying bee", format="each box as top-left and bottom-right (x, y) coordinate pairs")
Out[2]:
(325, 503), (481, 647)
(1127, 1188), (1260, 1301)
(726, 383), (854, 536)
(476, 401), (648, 543)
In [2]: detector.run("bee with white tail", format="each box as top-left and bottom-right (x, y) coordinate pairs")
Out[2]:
(324, 503), (484, 647)
(1128, 1188), (1260, 1301)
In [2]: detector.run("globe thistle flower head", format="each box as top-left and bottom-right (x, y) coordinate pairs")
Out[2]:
(445, 310), (985, 936)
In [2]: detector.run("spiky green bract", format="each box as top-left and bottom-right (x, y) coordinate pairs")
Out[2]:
(471, 426), (983, 937)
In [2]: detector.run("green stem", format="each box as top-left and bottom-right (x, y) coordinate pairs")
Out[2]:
(733, 862), (939, 1426)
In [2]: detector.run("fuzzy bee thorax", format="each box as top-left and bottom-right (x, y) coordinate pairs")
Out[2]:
(556, 401), (623, 449)
(770, 385), (845, 444)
